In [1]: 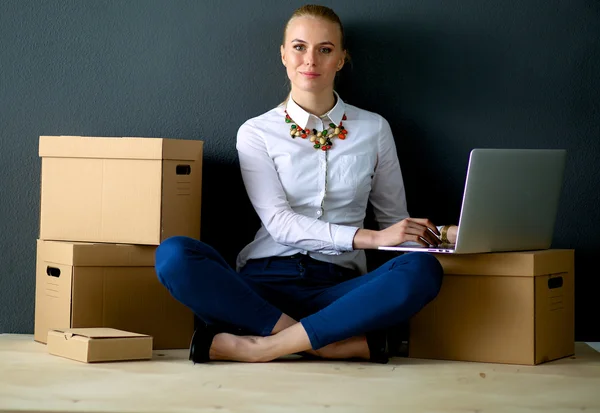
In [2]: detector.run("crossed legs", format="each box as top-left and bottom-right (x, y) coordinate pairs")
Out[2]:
(209, 314), (370, 362)
(155, 236), (442, 363)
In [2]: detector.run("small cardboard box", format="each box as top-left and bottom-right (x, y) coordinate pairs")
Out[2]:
(39, 135), (203, 245)
(47, 328), (152, 363)
(409, 249), (574, 365)
(34, 239), (194, 349)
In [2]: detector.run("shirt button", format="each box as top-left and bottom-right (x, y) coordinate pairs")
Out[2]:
(316, 210), (322, 216)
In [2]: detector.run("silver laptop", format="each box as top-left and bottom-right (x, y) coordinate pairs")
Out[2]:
(378, 148), (567, 254)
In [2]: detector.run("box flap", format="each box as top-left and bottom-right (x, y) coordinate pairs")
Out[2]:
(39, 136), (202, 161)
(532, 249), (574, 278)
(50, 327), (150, 339)
(160, 138), (203, 163)
(433, 249), (574, 277)
(37, 239), (155, 266)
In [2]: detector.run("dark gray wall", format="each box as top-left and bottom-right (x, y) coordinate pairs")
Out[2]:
(1, 1), (598, 340)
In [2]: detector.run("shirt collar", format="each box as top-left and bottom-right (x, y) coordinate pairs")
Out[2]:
(285, 91), (346, 130)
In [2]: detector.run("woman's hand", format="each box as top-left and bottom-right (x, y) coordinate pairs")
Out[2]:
(378, 218), (441, 247)
(353, 218), (441, 249)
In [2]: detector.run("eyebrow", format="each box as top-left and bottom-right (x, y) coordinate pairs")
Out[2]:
(290, 39), (336, 47)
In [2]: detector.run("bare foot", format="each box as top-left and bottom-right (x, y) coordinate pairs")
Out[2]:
(209, 333), (274, 362)
(210, 332), (371, 362)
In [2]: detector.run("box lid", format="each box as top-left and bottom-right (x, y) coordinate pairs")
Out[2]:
(37, 239), (155, 267)
(47, 328), (153, 363)
(433, 249), (574, 277)
(39, 136), (203, 161)
(50, 328), (150, 339)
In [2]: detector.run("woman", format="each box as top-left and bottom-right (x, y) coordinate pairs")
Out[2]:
(155, 4), (458, 364)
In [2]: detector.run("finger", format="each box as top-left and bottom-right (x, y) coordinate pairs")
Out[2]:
(404, 222), (440, 246)
(405, 231), (439, 247)
(419, 235), (440, 247)
(406, 234), (434, 247)
(406, 218), (439, 235)
(406, 219), (441, 245)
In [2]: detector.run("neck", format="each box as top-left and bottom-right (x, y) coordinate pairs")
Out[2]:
(289, 88), (336, 117)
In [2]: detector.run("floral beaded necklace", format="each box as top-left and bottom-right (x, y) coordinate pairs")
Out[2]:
(285, 110), (348, 151)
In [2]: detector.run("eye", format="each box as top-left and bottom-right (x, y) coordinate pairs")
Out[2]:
(320, 47), (332, 54)
(293, 44), (306, 51)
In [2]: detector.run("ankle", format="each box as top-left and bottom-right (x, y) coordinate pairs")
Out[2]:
(229, 335), (276, 363)
(248, 336), (278, 362)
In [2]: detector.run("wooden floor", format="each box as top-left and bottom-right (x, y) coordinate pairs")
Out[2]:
(1, 335), (599, 413)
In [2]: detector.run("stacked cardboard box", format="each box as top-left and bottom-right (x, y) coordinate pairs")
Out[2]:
(409, 249), (575, 365)
(34, 136), (203, 350)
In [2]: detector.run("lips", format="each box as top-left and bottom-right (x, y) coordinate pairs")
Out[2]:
(300, 72), (320, 78)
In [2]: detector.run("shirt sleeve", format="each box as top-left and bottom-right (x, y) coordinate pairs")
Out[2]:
(369, 116), (411, 229)
(236, 120), (359, 254)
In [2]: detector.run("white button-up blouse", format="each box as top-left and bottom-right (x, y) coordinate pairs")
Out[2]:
(235, 92), (409, 274)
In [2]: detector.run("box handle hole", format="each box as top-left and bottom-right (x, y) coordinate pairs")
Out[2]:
(46, 266), (61, 278)
(548, 276), (563, 289)
(176, 165), (191, 175)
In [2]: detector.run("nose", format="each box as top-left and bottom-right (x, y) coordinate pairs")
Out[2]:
(304, 49), (317, 66)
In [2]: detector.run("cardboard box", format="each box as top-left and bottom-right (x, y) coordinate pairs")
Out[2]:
(409, 249), (574, 365)
(34, 239), (194, 349)
(39, 135), (203, 245)
(47, 328), (152, 363)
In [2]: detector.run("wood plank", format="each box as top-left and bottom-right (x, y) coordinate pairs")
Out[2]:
(1, 335), (598, 413)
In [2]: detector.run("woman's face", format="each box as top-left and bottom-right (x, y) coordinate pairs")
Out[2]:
(281, 16), (346, 95)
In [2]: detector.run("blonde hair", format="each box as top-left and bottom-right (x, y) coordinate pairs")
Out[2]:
(279, 4), (351, 106)
(283, 4), (348, 56)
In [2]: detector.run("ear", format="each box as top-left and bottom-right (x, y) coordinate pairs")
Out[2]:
(337, 51), (347, 71)
(280, 45), (286, 66)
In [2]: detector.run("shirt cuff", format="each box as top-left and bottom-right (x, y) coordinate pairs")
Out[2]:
(333, 225), (360, 251)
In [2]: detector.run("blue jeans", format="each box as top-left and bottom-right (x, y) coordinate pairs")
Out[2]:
(155, 236), (443, 350)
